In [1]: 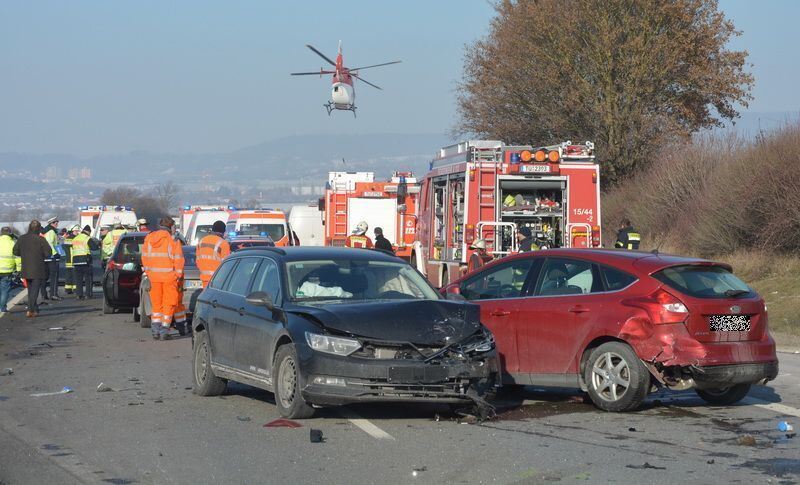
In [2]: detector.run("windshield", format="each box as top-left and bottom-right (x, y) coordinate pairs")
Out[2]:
(653, 265), (754, 299)
(193, 225), (214, 241)
(237, 223), (285, 240)
(287, 259), (440, 302)
(113, 236), (145, 263)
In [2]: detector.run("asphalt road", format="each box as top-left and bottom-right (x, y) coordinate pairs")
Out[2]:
(0, 292), (799, 484)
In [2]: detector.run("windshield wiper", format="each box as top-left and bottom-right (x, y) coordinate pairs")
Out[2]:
(724, 289), (750, 298)
(293, 296), (347, 302)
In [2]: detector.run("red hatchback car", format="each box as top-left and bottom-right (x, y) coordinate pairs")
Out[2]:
(442, 249), (778, 411)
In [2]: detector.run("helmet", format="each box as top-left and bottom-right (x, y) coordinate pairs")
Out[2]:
(353, 221), (368, 235)
(137, 218), (147, 225)
(69, 224), (80, 232)
(470, 238), (487, 250)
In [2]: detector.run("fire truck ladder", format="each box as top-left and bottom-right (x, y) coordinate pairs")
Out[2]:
(473, 145), (503, 251)
(331, 191), (350, 244)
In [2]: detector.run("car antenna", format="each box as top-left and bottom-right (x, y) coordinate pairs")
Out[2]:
(651, 234), (666, 255)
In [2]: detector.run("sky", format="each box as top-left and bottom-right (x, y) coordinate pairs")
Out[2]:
(1, 0), (798, 157)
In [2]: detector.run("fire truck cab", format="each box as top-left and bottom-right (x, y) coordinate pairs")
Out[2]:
(320, 171), (420, 259)
(413, 140), (601, 287)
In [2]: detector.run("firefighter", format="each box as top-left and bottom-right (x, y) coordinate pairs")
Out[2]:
(467, 239), (491, 273)
(141, 217), (184, 341)
(615, 219), (641, 250)
(102, 220), (127, 265)
(63, 224), (80, 294)
(516, 226), (538, 252)
(373, 227), (394, 254)
(196, 220), (231, 289)
(72, 225), (99, 300)
(40, 217), (61, 301)
(0, 227), (22, 314)
(136, 218), (150, 232)
(345, 221), (373, 249)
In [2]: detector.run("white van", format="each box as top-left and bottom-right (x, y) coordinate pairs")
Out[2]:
(289, 204), (324, 246)
(184, 209), (230, 246)
(91, 207), (138, 239)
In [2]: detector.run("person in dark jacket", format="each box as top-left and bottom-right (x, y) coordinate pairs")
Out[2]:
(13, 220), (52, 317)
(517, 226), (536, 252)
(373, 227), (394, 254)
(72, 225), (100, 299)
(615, 219), (641, 250)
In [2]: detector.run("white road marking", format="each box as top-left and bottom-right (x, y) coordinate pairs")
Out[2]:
(0, 289), (27, 319)
(337, 408), (396, 440)
(743, 397), (800, 418)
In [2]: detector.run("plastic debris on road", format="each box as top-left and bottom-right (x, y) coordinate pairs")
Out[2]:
(737, 435), (757, 446)
(778, 421), (795, 438)
(30, 386), (73, 397)
(309, 429), (324, 443)
(237, 416), (251, 422)
(96, 382), (117, 392)
(1, 368), (12, 376)
(263, 419), (302, 428)
(48, 327), (65, 331)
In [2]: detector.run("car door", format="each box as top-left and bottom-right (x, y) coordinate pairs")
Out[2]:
(200, 259), (238, 367)
(459, 257), (540, 383)
(232, 257), (283, 381)
(214, 257), (261, 371)
(517, 257), (606, 377)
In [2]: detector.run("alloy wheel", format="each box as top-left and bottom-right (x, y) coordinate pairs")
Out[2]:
(590, 351), (631, 402)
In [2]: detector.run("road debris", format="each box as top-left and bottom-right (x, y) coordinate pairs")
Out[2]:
(48, 327), (65, 331)
(777, 421), (795, 438)
(31, 386), (73, 397)
(309, 429), (324, 443)
(96, 382), (116, 392)
(625, 462), (666, 470)
(412, 466), (427, 477)
(737, 435), (757, 446)
(1, 368), (13, 376)
(263, 419), (302, 428)
(628, 427), (637, 432)
(237, 416), (251, 422)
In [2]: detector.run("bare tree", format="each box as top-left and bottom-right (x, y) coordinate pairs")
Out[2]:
(154, 181), (180, 213)
(456, 0), (753, 186)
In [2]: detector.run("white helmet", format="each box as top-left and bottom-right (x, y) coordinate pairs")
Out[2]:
(137, 218), (147, 225)
(470, 238), (487, 250)
(69, 224), (80, 232)
(353, 221), (368, 235)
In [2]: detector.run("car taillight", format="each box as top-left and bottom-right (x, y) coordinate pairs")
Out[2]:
(107, 260), (123, 271)
(623, 288), (689, 324)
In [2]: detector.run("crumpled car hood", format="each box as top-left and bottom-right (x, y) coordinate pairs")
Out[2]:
(286, 299), (481, 346)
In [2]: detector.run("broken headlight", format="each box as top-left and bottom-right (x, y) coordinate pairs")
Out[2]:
(305, 332), (361, 356)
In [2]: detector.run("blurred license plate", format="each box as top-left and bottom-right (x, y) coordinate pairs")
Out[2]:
(184, 280), (202, 290)
(709, 315), (750, 331)
(520, 164), (550, 173)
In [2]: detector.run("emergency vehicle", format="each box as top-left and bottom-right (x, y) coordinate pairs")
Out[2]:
(80, 205), (138, 239)
(289, 204), (324, 247)
(178, 205), (229, 234)
(225, 209), (296, 247)
(413, 140), (601, 286)
(183, 207), (230, 246)
(319, 171), (420, 258)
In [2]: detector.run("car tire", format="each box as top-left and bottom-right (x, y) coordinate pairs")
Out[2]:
(584, 342), (650, 412)
(273, 344), (315, 419)
(139, 290), (151, 328)
(102, 297), (114, 314)
(695, 383), (751, 406)
(133, 306), (141, 322)
(192, 331), (226, 396)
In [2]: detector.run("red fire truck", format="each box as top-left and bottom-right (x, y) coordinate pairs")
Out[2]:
(412, 140), (601, 286)
(320, 171), (420, 258)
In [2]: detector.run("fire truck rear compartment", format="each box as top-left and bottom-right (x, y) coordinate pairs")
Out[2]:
(498, 179), (565, 249)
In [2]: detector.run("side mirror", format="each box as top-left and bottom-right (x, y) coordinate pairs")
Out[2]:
(246, 291), (275, 311)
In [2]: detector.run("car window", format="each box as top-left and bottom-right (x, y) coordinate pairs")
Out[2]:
(224, 257), (260, 296)
(461, 260), (534, 300)
(209, 259), (236, 290)
(653, 265), (754, 299)
(251, 258), (281, 303)
(114, 237), (144, 264)
(537, 258), (601, 296)
(602, 265), (637, 291)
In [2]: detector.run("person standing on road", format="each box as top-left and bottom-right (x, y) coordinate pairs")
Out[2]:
(40, 217), (62, 301)
(516, 227), (537, 252)
(72, 225), (99, 300)
(141, 217), (184, 341)
(614, 219), (641, 250)
(13, 220), (52, 317)
(345, 221), (373, 249)
(373, 227), (394, 254)
(63, 225), (80, 295)
(196, 220), (231, 289)
(0, 227), (22, 314)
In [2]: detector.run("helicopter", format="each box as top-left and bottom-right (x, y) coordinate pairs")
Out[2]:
(291, 41), (401, 117)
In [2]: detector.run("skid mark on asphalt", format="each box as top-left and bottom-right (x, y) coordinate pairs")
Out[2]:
(337, 407), (395, 440)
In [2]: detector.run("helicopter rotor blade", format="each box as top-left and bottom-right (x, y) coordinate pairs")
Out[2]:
(352, 73), (382, 90)
(350, 60), (402, 71)
(305, 44), (337, 67)
(291, 70), (336, 75)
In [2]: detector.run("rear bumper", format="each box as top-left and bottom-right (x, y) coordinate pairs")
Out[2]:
(690, 361), (779, 389)
(299, 349), (500, 406)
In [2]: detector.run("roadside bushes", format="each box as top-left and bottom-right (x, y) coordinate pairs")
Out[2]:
(604, 123), (800, 257)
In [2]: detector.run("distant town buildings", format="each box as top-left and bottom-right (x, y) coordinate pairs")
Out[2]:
(68, 167), (92, 180)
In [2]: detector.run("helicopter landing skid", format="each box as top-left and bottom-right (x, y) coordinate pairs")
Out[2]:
(325, 102), (356, 118)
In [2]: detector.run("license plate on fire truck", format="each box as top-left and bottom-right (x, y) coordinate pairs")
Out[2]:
(519, 164), (551, 174)
(709, 315), (751, 332)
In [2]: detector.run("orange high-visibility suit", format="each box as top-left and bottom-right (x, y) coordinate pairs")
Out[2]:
(345, 234), (373, 249)
(141, 229), (184, 337)
(196, 233), (231, 288)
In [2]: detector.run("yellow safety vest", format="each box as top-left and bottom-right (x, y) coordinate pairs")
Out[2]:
(102, 229), (127, 258)
(0, 235), (21, 274)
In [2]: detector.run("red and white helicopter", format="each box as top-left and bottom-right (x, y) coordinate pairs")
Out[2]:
(291, 41), (401, 116)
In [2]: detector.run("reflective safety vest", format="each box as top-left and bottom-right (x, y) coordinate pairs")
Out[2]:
(615, 229), (641, 250)
(71, 233), (91, 265)
(345, 234), (373, 249)
(141, 229), (184, 283)
(102, 228), (127, 259)
(196, 234), (230, 285)
(42, 228), (58, 260)
(63, 236), (74, 268)
(0, 235), (21, 274)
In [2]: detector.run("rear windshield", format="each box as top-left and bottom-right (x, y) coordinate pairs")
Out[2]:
(653, 265), (755, 299)
(193, 225), (214, 241)
(113, 236), (145, 263)
(231, 240), (275, 251)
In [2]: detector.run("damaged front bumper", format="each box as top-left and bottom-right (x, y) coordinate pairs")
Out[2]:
(298, 349), (500, 406)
